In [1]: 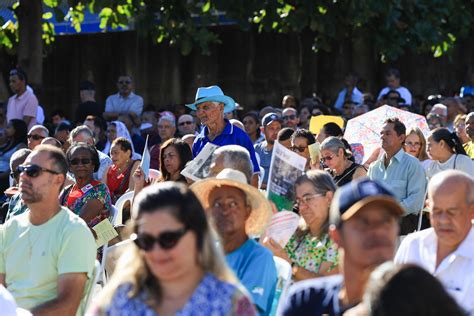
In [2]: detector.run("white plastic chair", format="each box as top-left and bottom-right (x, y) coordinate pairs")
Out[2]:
(149, 168), (161, 180)
(271, 256), (293, 316)
(99, 205), (119, 285)
(113, 191), (134, 226)
(83, 260), (101, 312)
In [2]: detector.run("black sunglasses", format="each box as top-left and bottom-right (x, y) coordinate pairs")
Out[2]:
(130, 227), (188, 251)
(118, 80), (131, 85)
(291, 146), (306, 153)
(282, 115), (297, 120)
(27, 134), (45, 141)
(179, 121), (193, 126)
(17, 164), (61, 178)
(70, 158), (92, 166)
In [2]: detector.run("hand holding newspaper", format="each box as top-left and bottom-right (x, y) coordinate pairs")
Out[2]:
(181, 143), (219, 182)
(93, 218), (118, 248)
(263, 211), (300, 248)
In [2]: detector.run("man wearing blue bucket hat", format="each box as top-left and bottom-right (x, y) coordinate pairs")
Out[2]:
(187, 85), (260, 186)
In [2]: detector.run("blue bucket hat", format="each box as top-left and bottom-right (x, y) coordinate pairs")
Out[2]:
(186, 85), (236, 113)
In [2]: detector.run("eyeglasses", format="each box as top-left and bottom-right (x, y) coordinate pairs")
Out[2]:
(70, 158), (92, 166)
(27, 134), (45, 141)
(179, 121), (193, 126)
(282, 115), (296, 121)
(17, 164), (61, 178)
(320, 154), (335, 163)
(405, 141), (421, 148)
(130, 227), (188, 251)
(118, 80), (131, 85)
(291, 146), (307, 153)
(295, 193), (323, 207)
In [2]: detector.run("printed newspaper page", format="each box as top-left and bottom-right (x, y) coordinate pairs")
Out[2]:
(266, 141), (306, 212)
(181, 142), (219, 181)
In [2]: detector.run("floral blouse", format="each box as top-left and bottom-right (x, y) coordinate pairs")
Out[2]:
(284, 231), (338, 273)
(60, 181), (112, 228)
(97, 273), (256, 316)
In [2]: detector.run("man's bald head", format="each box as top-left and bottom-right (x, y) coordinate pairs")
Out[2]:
(429, 170), (474, 205)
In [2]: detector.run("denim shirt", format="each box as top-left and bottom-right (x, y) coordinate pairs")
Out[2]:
(368, 148), (427, 215)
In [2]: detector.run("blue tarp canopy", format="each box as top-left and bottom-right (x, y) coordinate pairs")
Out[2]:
(0, 1), (128, 34)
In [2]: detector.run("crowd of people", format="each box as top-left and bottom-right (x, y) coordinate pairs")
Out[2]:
(0, 66), (474, 315)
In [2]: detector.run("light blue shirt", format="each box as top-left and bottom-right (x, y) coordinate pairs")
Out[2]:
(334, 87), (363, 109)
(105, 92), (144, 116)
(226, 238), (277, 315)
(368, 148), (427, 215)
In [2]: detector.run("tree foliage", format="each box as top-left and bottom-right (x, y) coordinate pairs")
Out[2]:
(0, 0), (473, 61)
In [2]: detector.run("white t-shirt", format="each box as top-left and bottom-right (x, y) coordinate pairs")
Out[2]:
(395, 226), (474, 314)
(377, 86), (413, 105)
(426, 154), (474, 179)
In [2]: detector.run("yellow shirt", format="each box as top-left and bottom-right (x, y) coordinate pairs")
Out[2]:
(464, 141), (474, 159)
(0, 207), (96, 314)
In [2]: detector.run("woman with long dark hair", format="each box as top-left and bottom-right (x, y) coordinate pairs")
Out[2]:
(426, 127), (474, 179)
(92, 182), (255, 315)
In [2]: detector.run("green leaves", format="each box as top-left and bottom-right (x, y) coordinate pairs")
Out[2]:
(0, 0), (472, 60)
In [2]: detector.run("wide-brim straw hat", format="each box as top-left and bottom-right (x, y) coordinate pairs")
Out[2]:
(186, 85), (236, 113)
(190, 168), (272, 236)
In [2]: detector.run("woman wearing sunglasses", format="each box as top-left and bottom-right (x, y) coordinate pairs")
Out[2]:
(320, 137), (367, 187)
(263, 170), (339, 281)
(290, 129), (316, 170)
(93, 182), (256, 315)
(0, 119), (27, 193)
(60, 143), (112, 228)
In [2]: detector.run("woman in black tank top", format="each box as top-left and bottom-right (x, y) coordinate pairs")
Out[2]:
(320, 137), (367, 186)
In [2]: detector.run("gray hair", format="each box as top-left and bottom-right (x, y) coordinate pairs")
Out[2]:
(321, 136), (349, 157)
(429, 170), (474, 205)
(211, 145), (253, 183)
(158, 116), (176, 126)
(10, 148), (32, 171)
(69, 125), (94, 143)
(28, 125), (49, 137)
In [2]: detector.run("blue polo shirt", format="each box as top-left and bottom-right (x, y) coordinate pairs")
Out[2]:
(226, 239), (277, 315)
(192, 119), (260, 173)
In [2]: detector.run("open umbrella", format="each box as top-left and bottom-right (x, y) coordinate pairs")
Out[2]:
(344, 105), (430, 163)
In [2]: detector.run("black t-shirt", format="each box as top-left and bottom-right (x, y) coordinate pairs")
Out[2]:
(75, 101), (103, 124)
(280, 275), (355, 316)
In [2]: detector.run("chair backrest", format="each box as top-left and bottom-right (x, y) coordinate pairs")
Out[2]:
(83, 260), (101, 313)
(270, 256), (293, 316)
(149, 168), (161, 180)
(113, 191), (134, 225)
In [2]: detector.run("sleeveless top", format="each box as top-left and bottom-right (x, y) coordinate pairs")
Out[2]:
(333, 163), (366, 187)
(106, 161), (136, 202)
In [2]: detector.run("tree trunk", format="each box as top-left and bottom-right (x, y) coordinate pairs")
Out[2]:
(17, 0), (43, 90)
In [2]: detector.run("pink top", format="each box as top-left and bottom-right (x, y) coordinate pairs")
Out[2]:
(7, 90), (38, 130)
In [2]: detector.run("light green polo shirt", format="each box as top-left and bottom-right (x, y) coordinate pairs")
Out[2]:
(0, 207), (96, 314)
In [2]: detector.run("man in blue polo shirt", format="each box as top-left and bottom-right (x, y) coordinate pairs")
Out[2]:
(186, 85), (260, 186)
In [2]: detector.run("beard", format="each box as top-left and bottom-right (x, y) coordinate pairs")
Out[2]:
(19, 181), (43, 204)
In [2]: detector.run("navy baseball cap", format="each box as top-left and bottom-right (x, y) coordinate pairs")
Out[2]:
(329, 178), (404, 226)
(261, 112), (282, 127)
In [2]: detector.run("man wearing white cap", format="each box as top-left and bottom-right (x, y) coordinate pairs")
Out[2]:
(191, 169), (277, 315)
(186, 85), (260, 186)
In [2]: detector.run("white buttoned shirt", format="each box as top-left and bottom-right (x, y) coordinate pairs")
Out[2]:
(395, 225), (474, 314)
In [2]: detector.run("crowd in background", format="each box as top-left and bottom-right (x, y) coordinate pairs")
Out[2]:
(0, 66), (473, 316)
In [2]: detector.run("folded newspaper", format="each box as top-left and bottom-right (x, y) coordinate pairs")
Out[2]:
(267, 141), (306, 212)
(181, 143), (219, 182)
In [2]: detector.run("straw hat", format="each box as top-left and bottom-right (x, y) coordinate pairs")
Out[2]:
(190, 169), (273, 236)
